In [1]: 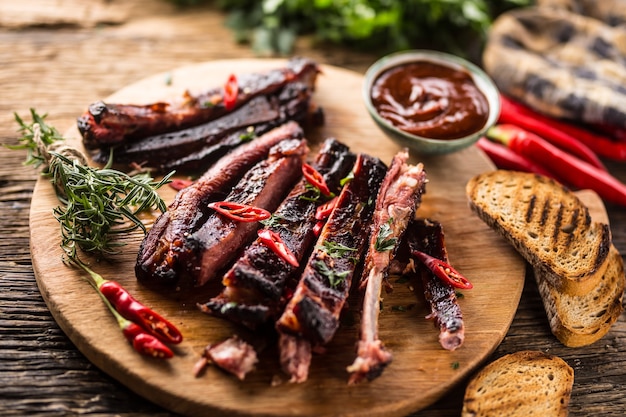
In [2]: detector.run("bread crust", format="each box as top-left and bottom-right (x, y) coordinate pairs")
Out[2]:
(535, 245), (625, 347)
(466, 170), (611, 296)
(462, 350), (574, 417)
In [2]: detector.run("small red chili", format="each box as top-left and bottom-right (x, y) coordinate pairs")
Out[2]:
(313, 221), (324, 237)
(121, 322), (174, 359)
(258, 228), (299, 267)
(99, 281), (183, 345)
(208, 201), (271, 222)
(223, 74), (238, 111)
(302, 163), (332, 197)
(411, 250), (473, 290)
(315, 196), (338, 220)
(132, 333), (175, 359)
(169, 178), (194, 191)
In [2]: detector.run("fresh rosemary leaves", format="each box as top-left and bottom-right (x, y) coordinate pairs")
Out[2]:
(13, 109), (172, 259)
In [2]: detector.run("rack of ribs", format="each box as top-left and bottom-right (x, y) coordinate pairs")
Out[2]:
(135, 122), (304, 287)
(199, 138), (356, 329)
(78, 57), (319, 148)
(347, 150), (427, 384)
(276, 153), (388, 382)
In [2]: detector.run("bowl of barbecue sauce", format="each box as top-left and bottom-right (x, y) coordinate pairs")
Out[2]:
(364, 50), (500, 155)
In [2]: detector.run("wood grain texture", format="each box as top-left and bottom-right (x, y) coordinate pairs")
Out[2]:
(29, 60), (526, 417)
(2, 1), (626, 416)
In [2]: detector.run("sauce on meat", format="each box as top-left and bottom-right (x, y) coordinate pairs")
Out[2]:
(371, 61), (489, 139)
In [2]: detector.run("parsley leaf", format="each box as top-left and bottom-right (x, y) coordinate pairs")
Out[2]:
(375, 219), (397, 252)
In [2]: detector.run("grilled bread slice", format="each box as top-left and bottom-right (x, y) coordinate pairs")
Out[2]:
(462, 350), (574, 417)
(535, 244), (625, 347)
(466, 170), (611, 295)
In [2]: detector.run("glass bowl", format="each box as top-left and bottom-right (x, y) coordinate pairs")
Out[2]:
(363, 50), (500, 155)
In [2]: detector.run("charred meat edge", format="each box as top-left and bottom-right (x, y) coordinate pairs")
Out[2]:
(276, 153), (387, 382)
(199, 138), (356, 329)
(182, 138), (308, 287)
(135, 121), (303, 286)
(78, 57), (319, 148)
(95, 80), (315, 174)
(406, 218), (465, 351)
(347, 150), (426, 385)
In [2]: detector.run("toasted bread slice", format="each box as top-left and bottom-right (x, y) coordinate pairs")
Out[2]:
(466, 170), (611, 295)
(462, 350), (574, 417)
(535, 245), (625, 347)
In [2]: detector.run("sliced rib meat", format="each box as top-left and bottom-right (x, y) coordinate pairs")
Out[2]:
(276, 153), (387, 381)
(193, 335), (258, 380)
(347, 150), (427, 384)
(94, 81), (315, 174)
(182, 138), (308, 287)
(199, 138), (356, 329)
(78, 57), (319, 148)
(406, 218), (465, 351)
(135, 121), (303, 287)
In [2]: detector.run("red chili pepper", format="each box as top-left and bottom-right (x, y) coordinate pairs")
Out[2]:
(412, 250), (473, 290)
(169, 178), (194, 191)
(313, 221), (324, 237)
(302, 163), (332, 197)
(121, 322), (174, 359)
(315, 196), (338, 220)
(99, 281), (183, 345)
(476, 136), (554, 177)
(488, 124), (626, 207)
(208, 201), (271, 222)
(258, 228), (299, 267)
(499, 95), (619, 164)
(223, 74), (238, 111)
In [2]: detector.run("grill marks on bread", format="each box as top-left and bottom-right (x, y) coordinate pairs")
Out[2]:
(467, 171), (611, 295)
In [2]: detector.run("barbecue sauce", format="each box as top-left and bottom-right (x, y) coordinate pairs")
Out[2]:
(371, 61), (489, 139)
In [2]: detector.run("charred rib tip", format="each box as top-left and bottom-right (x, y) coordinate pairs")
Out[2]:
(88, 100), (108, 120)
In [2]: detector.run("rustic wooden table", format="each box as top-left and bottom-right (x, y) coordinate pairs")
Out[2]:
(1, 1), (625, 416)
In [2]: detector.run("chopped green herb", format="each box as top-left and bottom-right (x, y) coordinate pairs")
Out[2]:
(239, 126), (256, 142)
(313, 260), (349, 289)
(340, 170), (354, 186)
(220, 301), (238, 314)
(451, 361), (460, 370)
(260, 213), (286, 229)
(375, 219), (397, 252)
(320, 240), (357, 258)
(299, 183), (322, 202)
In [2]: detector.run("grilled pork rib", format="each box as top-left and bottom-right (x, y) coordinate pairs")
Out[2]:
(182, 138), (308, 286)
(78, 57), (319, 148)
(276, 153), (387, 382)
(199, 138), (356, 329)
(94, 81), (315, 173)
(347, 150), (427, 384)
(406, 218), (465, 351)
(135, 122), (304, 286)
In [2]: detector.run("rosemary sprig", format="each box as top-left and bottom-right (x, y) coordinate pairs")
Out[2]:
(12, 109), (172, 259)
(11, 109), (64, 168)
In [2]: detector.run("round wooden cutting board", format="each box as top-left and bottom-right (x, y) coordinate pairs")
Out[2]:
(29, 59), (526, 417)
